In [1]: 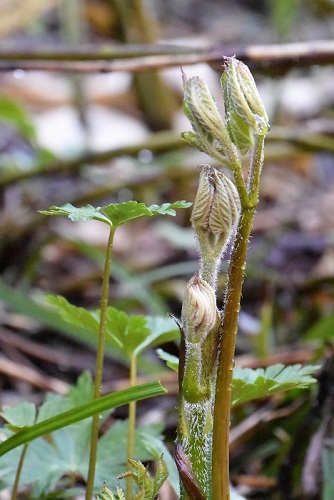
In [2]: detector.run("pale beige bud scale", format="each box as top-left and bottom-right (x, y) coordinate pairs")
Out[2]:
(181, 275), (217, 343)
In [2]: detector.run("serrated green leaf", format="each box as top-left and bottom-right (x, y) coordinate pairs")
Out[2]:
(119, 457), (167, 500)
(101, 201), (152, 227)
(0, 402), (36, 430)
(97, 484), (125, 500)
(232, 363), (319, 406)
(121, 459), (155, 500)
(40, 200), (191, 229)
(104, 307), (150, 357)
(47, 295), (100, 335)
(152, 354), (319, 407)
(39, 203), (110, 224)
(152, 455), (168, 497)
(67, 371), (94, 406)
(156, 349), (179, 372)
(48, 294), (179, 360)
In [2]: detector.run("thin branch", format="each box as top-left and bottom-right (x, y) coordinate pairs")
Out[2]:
(2, 125), (334, 189)
(1, 40), (334, 73)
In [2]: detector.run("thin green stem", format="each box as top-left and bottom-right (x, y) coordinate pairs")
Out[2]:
(247, 135), (265, 206)
(126, 354), (137, 500)
(11, 442), (28, 500)
(212, 134), (265, 499)
(85, 225), (116, 500)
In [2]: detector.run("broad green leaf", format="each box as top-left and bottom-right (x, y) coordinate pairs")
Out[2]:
(47, 295), (100, 334)
(37, 372), (94, 423)
(105, 309), (180, 357)
(232, 363), (319, 406)
(101, 200), (191, 227)
(40, 200), (192, 229)
(156, 349), (179, 372)
(133, 315), (179, 354)
(0, 381), (166, 457)
(48, 295), (179, 359)
(105, 307), (150, 357)
(0, 402), (36, 430)
(101, 201), (152, 227)
(67, 370), (94, 406)
(39, 203), (110, 225)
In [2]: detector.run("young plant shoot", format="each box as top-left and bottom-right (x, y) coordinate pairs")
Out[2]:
(177, 57), (270, 499)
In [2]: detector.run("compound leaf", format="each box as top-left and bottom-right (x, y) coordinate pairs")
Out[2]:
(232, 363), (319, 406)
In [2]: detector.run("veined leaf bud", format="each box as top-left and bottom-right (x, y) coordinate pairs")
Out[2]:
(191, 165), (241, 241)
(181, 70), (238, 169)
(221, 57), (270, 155)
(181, 275), (217, 343)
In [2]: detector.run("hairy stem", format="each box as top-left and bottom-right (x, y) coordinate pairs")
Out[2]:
(212, 134), (265, 499)
(86, 226), (116, 500)
(126, 354), (137, 500)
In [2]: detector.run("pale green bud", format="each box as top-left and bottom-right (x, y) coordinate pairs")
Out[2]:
(221, 57), (270, 155)
(181, 275), (217, 343)
(181, 70), (238, 169)
(191, 165), (240, 244)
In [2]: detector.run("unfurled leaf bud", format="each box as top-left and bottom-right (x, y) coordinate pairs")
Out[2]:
(181, 70), (238, 169)
(182, 275), (217, 343)
(221, 57), (270, 155)
(191, 165), (240, 245)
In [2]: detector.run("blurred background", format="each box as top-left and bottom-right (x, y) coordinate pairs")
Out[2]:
(0, 1), (334, 498)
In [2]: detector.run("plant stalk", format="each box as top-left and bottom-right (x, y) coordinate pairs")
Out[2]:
(85, 226), (116, 500)
(11, 442), (28, 500)
(212, 135), (265, 499)
(126, 354), (137, 500)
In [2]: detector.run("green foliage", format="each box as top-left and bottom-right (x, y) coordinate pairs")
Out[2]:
(0, 376), (166, 458)
(40, 200), (191, 228)
(0, 374), (167, 496)
(158, 354), (318, 406)
(0, 402), (36, 432)
(118, 455), (168, 500)
(47, 295), (179, 359)
(97, 484), (126, 500)
(232, 363), (319, 406)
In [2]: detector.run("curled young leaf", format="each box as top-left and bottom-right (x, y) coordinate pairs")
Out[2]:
(182, 70), (239, 169)
(191, 165), (240, 238)
(221, 57), (270, 155)
(181, 275), (217, 343)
